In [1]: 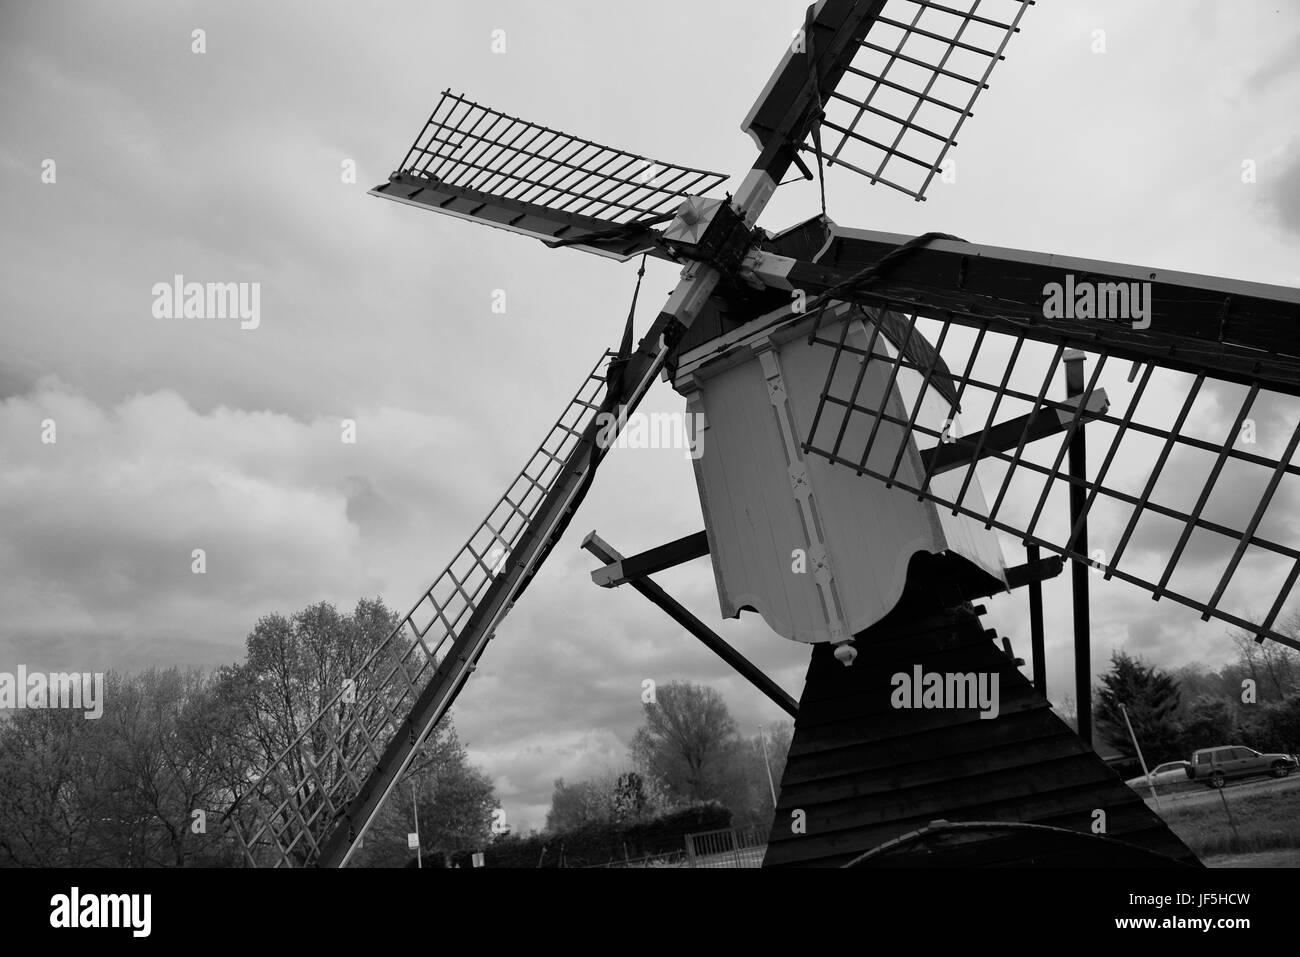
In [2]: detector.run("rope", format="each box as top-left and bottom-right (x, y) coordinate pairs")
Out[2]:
(608, 253), (648, 393)
(621, 254), (647, 359)
(804, 9), (828, 219)
(544, 212), (673, 250)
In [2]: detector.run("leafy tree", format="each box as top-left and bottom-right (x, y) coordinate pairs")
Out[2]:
(1241, 693), (1300, 756)
(545, 768), (673, 833)
(1177, 697), (1236, 754)
(0, 704), (120, 867)
(0, 669), (247, 867)
(545, 777), (609, 833)
(1095, 650), (1183, 764)
(216, 597), (417, 864)
(630, 681), (739, 804)
(101, 668), (247, 866)
(350, 718), (497, 868)
(1230, 628), (1300, 700)
(613, 771), (648, 822)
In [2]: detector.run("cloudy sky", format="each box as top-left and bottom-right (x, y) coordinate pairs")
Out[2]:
(2, 0), (1299, 833)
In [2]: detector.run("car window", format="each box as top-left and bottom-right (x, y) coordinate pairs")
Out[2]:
(1231, 747), (1255, 760)
(1154, 763), (1179, 773)
(1195, 752), (1210, 765)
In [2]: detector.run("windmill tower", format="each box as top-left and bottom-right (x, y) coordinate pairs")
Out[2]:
(225, 0), (1300, 868)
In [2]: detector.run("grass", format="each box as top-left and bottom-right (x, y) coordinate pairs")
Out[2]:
(1204, 848), (1300, 868)
(1153, 778), (1300, 858)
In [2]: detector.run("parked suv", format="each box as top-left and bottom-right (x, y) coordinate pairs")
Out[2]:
(1185, 745), (1296, 788)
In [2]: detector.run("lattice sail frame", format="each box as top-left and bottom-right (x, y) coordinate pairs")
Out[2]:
(802, 306), (1300, 650)
(810, 0), (1033, 200)
(225, 352), (616, 866)
(400, 91), (729, 227)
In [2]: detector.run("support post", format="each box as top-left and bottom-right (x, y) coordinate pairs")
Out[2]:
(1064, 350), (1092, 749)
(1120, 703), (1160, 809)
(1026, 544), (1046, 697)
(581, 531), (799, 718)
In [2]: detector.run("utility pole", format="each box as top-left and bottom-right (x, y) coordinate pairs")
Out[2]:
(1119, 703), (1159, 809)
(758, 724), (778, 808)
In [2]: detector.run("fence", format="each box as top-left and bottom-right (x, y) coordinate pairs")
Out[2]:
(684, 824), (765, 868)
(587, 850), (687, 868)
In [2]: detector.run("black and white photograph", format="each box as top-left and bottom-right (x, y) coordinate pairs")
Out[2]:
(2, 0), (1298, 939)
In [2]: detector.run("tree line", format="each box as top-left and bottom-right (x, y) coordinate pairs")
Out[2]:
(1092, 627), (1300, 767)
(542, 680), (793, 838)
(0, 599), (497, 867)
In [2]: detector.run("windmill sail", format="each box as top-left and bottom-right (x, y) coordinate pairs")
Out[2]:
(743, 0), (1033, 200)
(226, 350), (620, 866)
(371, 91), (730, 261)
(743, 227), (1300, 649)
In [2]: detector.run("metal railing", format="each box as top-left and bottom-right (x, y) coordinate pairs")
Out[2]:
(684, 824), (765, 868)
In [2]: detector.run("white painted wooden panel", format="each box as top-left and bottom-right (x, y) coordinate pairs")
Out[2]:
(685, 310), (1006, 644)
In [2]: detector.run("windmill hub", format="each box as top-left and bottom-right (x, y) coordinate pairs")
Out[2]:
(663, 196), (755, 276)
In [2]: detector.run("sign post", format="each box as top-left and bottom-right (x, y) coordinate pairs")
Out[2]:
(409, 781), (422, 869)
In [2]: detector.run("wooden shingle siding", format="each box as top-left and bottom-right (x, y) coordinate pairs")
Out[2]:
(763, 581), (1199, 868)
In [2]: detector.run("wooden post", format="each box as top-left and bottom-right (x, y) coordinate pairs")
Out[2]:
(1064, 350), (1092, 749)
(1026, 543), (1046, 697)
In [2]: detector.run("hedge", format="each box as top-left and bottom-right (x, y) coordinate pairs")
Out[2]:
(443, 802), (733, 868)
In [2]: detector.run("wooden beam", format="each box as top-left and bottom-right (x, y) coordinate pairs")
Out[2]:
(920, 389), (1109, 476)
(582, 531), (798, 718)
(1004, 554), (1065, 592)
(1065, 353), (1094, 751)
(590, 530), (709, 588)
(1026, 544), (1047, 697)
(749, 227), (1300, 396)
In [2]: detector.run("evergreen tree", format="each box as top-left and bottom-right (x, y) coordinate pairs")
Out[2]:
(1095, 650), (1183, 764)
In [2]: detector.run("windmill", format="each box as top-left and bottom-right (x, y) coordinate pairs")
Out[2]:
(225, 0), (1300, 868)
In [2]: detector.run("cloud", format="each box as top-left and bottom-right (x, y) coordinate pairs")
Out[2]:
(1245, 29), (1300, 97)
(1261, 147), (1300, 239)
(0, 377), (473, 671)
